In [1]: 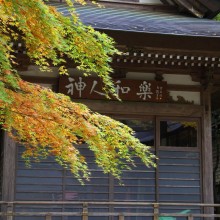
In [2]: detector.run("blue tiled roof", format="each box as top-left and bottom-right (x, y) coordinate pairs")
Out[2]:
(48, 2), (220, 37)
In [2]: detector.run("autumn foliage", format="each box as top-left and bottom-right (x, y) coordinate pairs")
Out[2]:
(0, 0), (156, 180)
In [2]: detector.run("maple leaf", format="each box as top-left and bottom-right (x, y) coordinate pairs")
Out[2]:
(0, 0), (156, 181)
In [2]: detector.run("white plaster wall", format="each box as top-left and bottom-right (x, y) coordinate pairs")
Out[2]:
(163, 74), (200, 86)
(169, 91), (200, 105)
(126, 72), (200, 85)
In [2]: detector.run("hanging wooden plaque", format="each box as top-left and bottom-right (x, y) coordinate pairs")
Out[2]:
(59, 76), (167, 102)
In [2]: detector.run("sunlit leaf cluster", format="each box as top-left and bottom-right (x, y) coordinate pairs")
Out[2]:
(215, 14), (220, 21)
(0, 76), (156, 181)
(0, 0), (119, 96)
(0, 0), (156, 180)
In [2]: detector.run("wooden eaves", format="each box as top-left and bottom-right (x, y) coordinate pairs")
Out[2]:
(159, 0), (220, 18)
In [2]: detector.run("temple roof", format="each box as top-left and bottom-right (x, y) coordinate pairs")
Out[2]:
(49, 1), (220, 37)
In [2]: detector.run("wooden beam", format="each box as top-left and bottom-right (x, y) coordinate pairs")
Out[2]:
(159, 0), (170, 5)
(21, 75), (59, 85)
(79, 99), (203, 117)
(174, 0), (204, 17)
(171, 0), (220, 18)
(169, 0), (179, 6)
(198, 0), (220, 12)
(112, 60), (215, 75)
(100, 29), (220, 54)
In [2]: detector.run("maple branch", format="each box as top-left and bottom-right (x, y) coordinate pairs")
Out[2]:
(0, 106), (55, 121)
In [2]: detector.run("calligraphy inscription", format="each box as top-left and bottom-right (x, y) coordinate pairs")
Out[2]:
(59, 76), (167, 102)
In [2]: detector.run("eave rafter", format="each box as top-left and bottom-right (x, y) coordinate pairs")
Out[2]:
(12, 41), (220, 86)
(113, 46), (220, 72)
(169, 0), (220, 18)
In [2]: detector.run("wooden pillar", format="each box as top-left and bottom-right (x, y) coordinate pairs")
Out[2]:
(202, 87), (214, 213)
(2, 132), (16, 220)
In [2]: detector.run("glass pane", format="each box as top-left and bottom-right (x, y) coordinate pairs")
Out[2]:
(120, 119), (155, 146)
(160, 121), (197, 147)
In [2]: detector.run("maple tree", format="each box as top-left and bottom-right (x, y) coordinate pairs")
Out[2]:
(0, 0), (156, 181)
(216, 14), (220, 20)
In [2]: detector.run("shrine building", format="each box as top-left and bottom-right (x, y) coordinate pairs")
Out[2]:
(1, 0), (220, 219)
